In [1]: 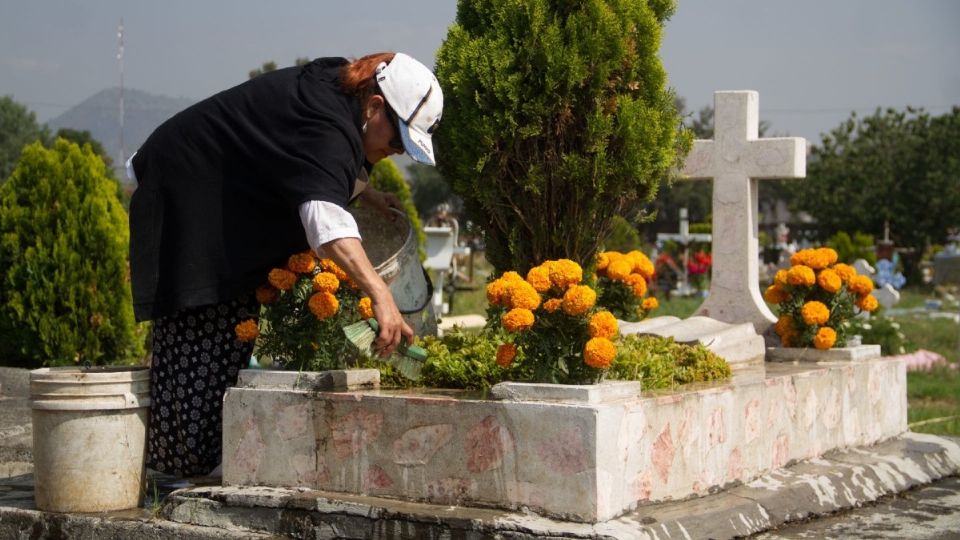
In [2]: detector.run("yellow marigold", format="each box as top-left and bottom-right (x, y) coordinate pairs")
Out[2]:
(764, 284), (789, 304)
(502, 308), (535, 332)
(606, 259), (632, 281)
(832, 263), (856, 283)
(549, 259), (583, 289)
(312, 271), (340, 293)
(235, 319), (259, 342)
(596, 252), (611, 272)
(786, 265), (816, 287)
(626, 251), (655, 280)
(358, 297), (374, 319)
(817, 268), (842, 294)
(319, 259), (349, 281)
(856, 294), (879, 312)
(287, 252), (317, 274)
(642, 296), (659, 311)
(801, 301), (830, 326)
(781, 333), (795, 347)
(774, 269), (789, 286)
(526, 265), (553, 293)
(496, 343), (517, 367)
(848, 275), (874, 296)
(588, 311), (619, 339)
(774, 315), (796, 337)
(583, 337), (616, 369)
(813, 326), (837, 350)
(268, 268), (298, 291)
(505, 280), (541, 310)
(255, 284), (279, 305)
(561, 285), (597, 316)
(501, 271), (524, 282)
(817, 247), (838, 267)
(791, 248), (829, 270)
(486, 278), (509, 305)
(308, 291), (339, 320)
(624, 273), (648, 297)
(542, 298), (562, 313)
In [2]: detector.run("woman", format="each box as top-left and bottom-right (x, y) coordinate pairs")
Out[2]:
(127, 52), (442, 477)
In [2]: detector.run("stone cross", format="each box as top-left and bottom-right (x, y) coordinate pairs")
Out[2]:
(682, 91), (806, 334)
(657, 208), (712, 296)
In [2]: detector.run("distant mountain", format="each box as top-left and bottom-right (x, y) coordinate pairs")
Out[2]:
(46, 88), (194, 181)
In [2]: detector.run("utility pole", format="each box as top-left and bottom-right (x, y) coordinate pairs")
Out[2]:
(117, 18), (125, 169)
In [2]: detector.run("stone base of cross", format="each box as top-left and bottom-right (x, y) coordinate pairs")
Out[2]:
(682, 91), (806, 335)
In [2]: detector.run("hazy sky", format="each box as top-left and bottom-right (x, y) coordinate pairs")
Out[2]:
(2, 0), (958, 145)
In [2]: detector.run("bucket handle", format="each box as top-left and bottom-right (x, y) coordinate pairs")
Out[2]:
(398, 266), (434, 315)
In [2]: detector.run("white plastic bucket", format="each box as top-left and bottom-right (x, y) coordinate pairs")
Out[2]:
(29, 366), (150, 512)
(351, 206), (437, 337)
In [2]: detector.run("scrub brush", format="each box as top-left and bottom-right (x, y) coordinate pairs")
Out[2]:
(343, 318), (427, 380)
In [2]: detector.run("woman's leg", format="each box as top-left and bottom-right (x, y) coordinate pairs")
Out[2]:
(146, 295), (258, 477)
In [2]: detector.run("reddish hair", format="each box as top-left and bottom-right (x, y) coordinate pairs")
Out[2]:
(340, 52), (396, 101)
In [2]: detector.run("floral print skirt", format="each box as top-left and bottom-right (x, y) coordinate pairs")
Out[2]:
(146, 295), (259, 477)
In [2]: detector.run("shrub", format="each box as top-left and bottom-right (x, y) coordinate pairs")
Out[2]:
(608, 334), (731, 389)
(367, 159), (426, 260)
(0, 140), (142, 366)
(435, 0), (690, 274)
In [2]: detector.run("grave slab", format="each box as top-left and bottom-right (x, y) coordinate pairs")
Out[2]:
(766, 344), (881, 363)
(620, 315), (766, 368)
(222, 357), (907, 523)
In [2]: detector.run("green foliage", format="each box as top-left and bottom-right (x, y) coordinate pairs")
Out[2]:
(603, 215), (642, 253)
(367, 160), (426, 260)
(847, 316), (907, 356)
(790, 107), (960, 282)
(0, 139), (143, 366)
(435, 0), (691, 274)
(608, 334), (731, 389)
(1, 96), (49, 182)
(826, 231), (876, 265)
(417, 329), (526, 389)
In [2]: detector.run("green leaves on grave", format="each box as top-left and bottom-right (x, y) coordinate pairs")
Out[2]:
(435, 0), (691, 275)
(0, 140), (143, 366)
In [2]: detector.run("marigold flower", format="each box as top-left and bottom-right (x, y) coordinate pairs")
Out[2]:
(817, 268), (842, 294)
(319, 259), (349, 281)
(813, 326), (837, 350)
(848, 275), (874, 296)
(764, 284), (789, 304)
(791, 248), (829, 270)
(287, 252), (317, 274)
(358, 297), (374, 319)
(542, 298), (562, 313)
(832, 263), (856, 283)
(501, 271), (524, 282)
(781, 333), (795, 347)
(588, 311), (619, 339)
(642, 296), (659, 311)
(268, 268), (298, 291)
(255, 284), (279, 305)
(505, 280), (541, 310)
(526, 265), (553, 293)
(774, 315), (796, 337)
(502, 308), (535, 332)
(626, 251), (655, 279)
(549, 259), (583, 290)
(486, 278), (507, 305)
(623, 273), (648, 297)
(801, 301), (830, 326)
(817, 247), (838, 267)
(774, 269), (789, 286)
(856, 294), (879, 312)
(562, 285), (597, 316)
(308, 291), (339, 320)
(606, 259), (632, 281)
(596, 252), (611, 272)
(235, 319), (259, 342)
(583, 337), (616, 369)
(786, 265), (816, 287)
(496, 343), (517, 367)
(312, 271), (340, 293)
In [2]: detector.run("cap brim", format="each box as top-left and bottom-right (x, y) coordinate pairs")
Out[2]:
(398, 122), (435, 166)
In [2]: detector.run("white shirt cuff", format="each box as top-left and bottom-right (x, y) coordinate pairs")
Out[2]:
(298, 200), (361, 256)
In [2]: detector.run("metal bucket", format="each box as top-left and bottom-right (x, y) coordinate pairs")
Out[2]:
(350, 206), (437, 337)
(29, 365), (150, 512)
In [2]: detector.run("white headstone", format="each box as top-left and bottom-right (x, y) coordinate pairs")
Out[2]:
(682, 91), (806, 334)
(852, 258), (875, 277)
(873, 283), (901, 310)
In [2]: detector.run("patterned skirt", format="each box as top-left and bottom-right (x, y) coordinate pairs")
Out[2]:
(146, 296), (259, 477)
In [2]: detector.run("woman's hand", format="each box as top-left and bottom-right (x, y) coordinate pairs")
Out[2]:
(359, 188), (403, 221)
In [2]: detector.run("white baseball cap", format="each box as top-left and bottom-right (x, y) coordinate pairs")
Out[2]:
(376, 53), (443, 166)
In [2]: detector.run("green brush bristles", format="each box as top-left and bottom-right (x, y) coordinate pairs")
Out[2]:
(342, 318), (429, 381)
(343, 319), (378, 356)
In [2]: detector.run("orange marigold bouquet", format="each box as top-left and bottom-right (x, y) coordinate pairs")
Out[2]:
(764, 247), (879, 350)
(594, 250), (659, 322)
(486, 258), (618, 384)
(233, 251), (374, 371)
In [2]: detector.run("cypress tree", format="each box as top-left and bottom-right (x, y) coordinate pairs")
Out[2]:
(435, 0), (690, 273)
(0, 139), (142, 366)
